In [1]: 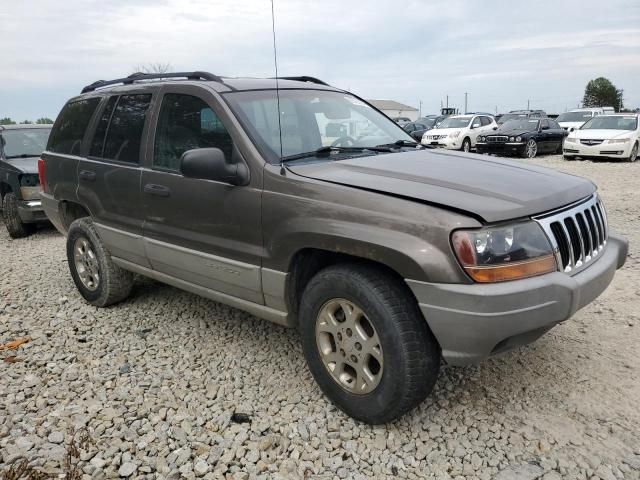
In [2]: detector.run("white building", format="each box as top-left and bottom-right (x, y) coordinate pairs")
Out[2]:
(367, 100), (419, 122)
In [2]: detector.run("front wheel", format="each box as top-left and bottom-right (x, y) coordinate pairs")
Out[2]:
(66, 217), (133, 307)
(461, 137), (471, 153)
(2, 192), (36, 238)
(523, 139), (538, 158)
(299, 264), (441, 424)
(627, 142), (638, 162)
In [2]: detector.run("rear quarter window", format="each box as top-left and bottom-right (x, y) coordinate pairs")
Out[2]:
(47, 98), (100, 155)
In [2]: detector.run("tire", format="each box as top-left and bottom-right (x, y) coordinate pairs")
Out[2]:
(461, 137), (471, 153)
(522, 139), (538, 158)
(66, 217), (133, 307)
(2, 192), (36, 238)
(299, 263), (441, 424)
(555, 142), (564, 154)
(563, 155), (576, 161)
(627, 142), (638, 163)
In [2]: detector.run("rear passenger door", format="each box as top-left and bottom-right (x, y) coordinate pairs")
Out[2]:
(141, 86), (263, 304)
(78, 91), (155, 267)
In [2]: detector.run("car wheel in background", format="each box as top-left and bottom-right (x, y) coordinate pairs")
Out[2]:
(2, 192), (36, 238)
(563, 155), (576, 161)
(299, 263), (441, 424)
(461, 138), (471, 153)
(523, 139), (538, 159)
(66, 217), (133, 307)
(627, 142), (638, 162)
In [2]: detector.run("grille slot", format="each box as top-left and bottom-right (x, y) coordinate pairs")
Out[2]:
(487, 136), (508, 143)
(534, 195), (608, 274)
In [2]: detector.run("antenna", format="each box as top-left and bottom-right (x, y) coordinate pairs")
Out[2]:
(270, 0), (284, 167)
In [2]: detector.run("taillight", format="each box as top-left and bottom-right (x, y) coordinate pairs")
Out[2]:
(37, 158), (47, 193)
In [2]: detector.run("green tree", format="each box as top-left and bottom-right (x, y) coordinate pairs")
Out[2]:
(0, 117), (16, 125)
(20, 120), (33, 124)
(36, 117), (54, 124)
(582, 77), (624, 111)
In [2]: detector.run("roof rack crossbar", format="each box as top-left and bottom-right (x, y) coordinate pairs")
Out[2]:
(81, 71), (223, 93)
(276, 76), (330, 86)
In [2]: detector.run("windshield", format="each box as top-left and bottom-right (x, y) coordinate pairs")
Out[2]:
(223, 89), (414, 162)
(498, 113), (528, 124)
(556, 111), (594, 123)
(501, 119), (540, 130)
(1, 128), (51, 158)
(435, 117), (471, 129)
(581, 116), (637, 131)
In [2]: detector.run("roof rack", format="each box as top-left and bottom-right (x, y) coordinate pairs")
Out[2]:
(81, 71), (223, 94)
(276, 76), (330, 86)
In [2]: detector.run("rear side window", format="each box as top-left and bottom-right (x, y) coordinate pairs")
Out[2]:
(47, 98), (100, 155)
(99, 94), (152, 163)
(153, 93), (233, 172)
(89, 96), (119, 157)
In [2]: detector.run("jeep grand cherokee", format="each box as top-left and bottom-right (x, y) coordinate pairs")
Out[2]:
(39, 72), (628, 424)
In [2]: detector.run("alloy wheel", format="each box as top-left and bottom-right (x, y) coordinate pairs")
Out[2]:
(73, 237), (100, 291)
(315, 298), (384, 394)
(631, 143), (638, 162)
(526, 139), (538, 158)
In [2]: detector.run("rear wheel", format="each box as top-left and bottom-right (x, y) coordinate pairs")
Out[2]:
(67, 217), (133, 307)
(2, 192), (36, 238)
(523, 139), (538, 158)
(461, 137), (471, 153)
(299, 263), (441, 424)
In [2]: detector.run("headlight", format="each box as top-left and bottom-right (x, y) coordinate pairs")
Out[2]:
(451, 222), (557, 283)
(565, 137), (577, 143)
(509, 136), (515, 142)
(449, 131), (461, 138)
(516, 136), (522, 142)
(479, 136), (486, 142)
(607, 138), (630, 144)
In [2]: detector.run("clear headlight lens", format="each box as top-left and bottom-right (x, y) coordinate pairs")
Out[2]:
(451, 222), (557, 283)
(509, 136), (515, 142)
(479, 136), (486, 142)
(565, 137), (577, 143)
(449, 131), (461, 138)
(607, 138), (630, 144)
(516, 136), (522, 142)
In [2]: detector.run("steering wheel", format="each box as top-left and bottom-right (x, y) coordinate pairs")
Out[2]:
(331, 136), (357, 147)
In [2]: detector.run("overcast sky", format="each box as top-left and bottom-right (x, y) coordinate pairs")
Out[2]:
(1, 0), (639, 120)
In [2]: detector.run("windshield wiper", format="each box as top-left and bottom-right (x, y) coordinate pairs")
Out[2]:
(375, 140), (422, 149)
(281, 145), (392, 162)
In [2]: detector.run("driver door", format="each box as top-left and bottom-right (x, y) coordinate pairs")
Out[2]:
(141, 86), (264, 304)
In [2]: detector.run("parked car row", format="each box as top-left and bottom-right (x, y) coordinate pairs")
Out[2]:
(1, 73), (630, 425)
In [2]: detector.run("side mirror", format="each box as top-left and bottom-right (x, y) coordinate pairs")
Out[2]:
(181, 148), (249, 186)
(541, 125), (550, 130)
(569, 127), (575, 132)
(471, 123), (481, 129)
(492, 126), (498, 130)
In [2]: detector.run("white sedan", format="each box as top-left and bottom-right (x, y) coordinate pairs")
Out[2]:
(421, 114), (497, 152)
(563, 114), (639, 162)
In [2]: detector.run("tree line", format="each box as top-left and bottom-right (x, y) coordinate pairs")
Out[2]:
(0, 117), (54, 125)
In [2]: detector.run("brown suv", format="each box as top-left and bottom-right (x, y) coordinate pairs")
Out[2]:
(40, 72), (628, 424)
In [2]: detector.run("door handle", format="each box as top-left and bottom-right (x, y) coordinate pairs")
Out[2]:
(143, 183), (171, 197)
(79, 170), (96, 182)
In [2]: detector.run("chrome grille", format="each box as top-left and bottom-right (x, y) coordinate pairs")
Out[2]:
(580, 139), (604, 146)
(487, 136), (508, 143)
(534, 195), (608, 274)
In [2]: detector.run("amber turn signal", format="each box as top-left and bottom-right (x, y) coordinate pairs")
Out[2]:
(463, 254), (558, 283)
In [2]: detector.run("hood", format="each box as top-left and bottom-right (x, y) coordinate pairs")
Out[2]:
(287, 149), (596, 223)
(2, 156), (39, 173)
(490, 126), (535, 136)
(571, 129), (633, 140)
(424, 127), (460, 135)
(558, 121), (585, 129)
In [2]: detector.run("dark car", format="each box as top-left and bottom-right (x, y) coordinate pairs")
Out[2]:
(403, 118), (437, 141)
(476, 118), (567, 158)
(0, 124), (52, 237)
(39, 72), (626, 424)
(497, 109), (547, 125)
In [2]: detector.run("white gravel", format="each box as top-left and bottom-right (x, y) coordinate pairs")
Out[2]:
(1, 154), (639, 480)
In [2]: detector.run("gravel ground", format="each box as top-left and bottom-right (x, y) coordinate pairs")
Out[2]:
(1, 154), (639, 480)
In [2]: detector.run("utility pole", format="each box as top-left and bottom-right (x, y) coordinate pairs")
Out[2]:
(527, 99), (530, 110)
(495, 105), (498, 115)
(446, 95), (449, 108)
(419, 100), (422, 117)
(464, 92), (468, 114)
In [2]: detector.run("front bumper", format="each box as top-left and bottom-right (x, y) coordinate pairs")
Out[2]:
(476, 142), (525, 156)
(406, 233), (628, 366)
(421, 137), (460, 150)
(563, 141), (632, 158)
(16, 199), (48, 224)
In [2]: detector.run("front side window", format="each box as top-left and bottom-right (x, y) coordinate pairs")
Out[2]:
(154, 93), (233, 172)
(47, 98), (100, 155)
(480, 116), (492, 126)
(2, 128), (51, 158)
(541, 119), (549, 129)
(100, 94), (152, 163)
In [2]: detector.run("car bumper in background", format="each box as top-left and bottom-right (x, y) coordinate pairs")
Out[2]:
(406, 233), (628, 366)
(421, 138), (459, 150)
(476, 142), (525, 155)
(17, 199), (48, 224)
(563, 142), (632, 158)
